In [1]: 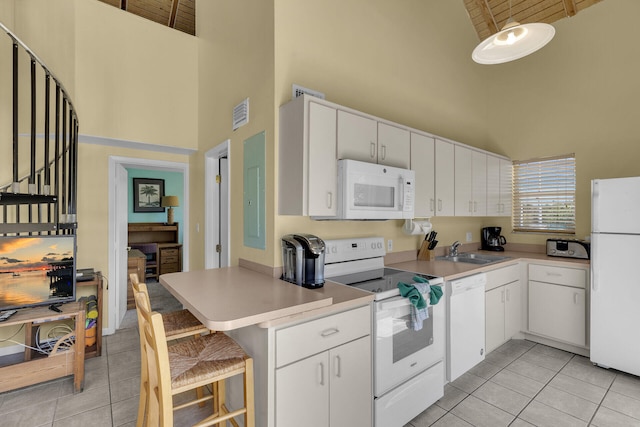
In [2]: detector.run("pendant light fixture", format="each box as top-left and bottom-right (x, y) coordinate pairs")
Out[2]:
(472, 0), (555, 65)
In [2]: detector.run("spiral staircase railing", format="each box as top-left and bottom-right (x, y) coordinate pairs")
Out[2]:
(0, 21), (79, 236)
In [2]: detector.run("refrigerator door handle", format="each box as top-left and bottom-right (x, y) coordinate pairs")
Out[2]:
(591, 233), (599, 292)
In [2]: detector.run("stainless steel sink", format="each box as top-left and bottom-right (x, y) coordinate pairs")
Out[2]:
(435, 252), (510, 265)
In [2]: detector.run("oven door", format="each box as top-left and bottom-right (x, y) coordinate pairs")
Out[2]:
(374, 287), (444, 396)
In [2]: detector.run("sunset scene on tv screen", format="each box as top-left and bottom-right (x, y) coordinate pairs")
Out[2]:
(0, 236), (75, 310)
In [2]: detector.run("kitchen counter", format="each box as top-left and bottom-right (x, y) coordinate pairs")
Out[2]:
(160, 266), (374, 331)
(388, 249), (589, 280)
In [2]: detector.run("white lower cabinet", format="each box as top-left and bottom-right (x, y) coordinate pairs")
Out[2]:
(274, 305), (372, 427)
(528, 264), (587, 347)
(485, 264), (521, 353)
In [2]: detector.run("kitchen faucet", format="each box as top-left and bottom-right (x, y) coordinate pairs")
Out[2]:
(450, 241), (461, 256)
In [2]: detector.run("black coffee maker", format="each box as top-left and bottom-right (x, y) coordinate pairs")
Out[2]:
(481, 227), (507, 251)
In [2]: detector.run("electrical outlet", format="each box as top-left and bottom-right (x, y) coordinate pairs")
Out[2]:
(387, 239), (393, 252)
(466, 232), (473, 242)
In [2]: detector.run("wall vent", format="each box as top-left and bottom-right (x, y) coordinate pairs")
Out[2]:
(292, 84), (325, 100)
(233, 98), (249, 130)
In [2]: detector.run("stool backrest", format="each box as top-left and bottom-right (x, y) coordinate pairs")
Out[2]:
(133, 288), (174, 426)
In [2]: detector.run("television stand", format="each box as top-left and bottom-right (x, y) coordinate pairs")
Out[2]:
(0, 302), (85, 393)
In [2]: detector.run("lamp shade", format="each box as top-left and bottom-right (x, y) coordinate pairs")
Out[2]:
(472, 22), (555, 65)
(161, 195), (179, 207)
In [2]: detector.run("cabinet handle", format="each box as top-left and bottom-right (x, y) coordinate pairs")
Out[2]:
(370, 142), (376, 159)
(501, 289), (505, 303)
(430, 198), (435, 213)
(381, 144), (387, 160)
(321, 327), (339, 337)
(318, 362), (325, 386)
(546, 272), (562, 277)
(574, 293), (579, 304)
(327, 192), (332, 209)
(438, 199), (442, 212)
(334, 355), (341, 378)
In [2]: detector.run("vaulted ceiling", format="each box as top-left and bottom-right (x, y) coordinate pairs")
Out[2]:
(98, 0), (195, 36)
(464, 0), (603, 41)
(98, 0), (603, 42)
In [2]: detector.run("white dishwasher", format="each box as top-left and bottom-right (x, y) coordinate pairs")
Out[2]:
(446, 273), (486, 382)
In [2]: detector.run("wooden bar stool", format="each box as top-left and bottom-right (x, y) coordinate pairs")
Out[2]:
(130, 273), (210, 340)
(134, 286), (255, 427)
(131, 274), (212, 426)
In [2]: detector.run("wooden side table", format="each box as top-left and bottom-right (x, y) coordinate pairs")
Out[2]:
(0, 302), (85, 393)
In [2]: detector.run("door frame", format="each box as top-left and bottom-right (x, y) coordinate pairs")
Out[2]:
(204, 140), (230, 269)
(107, 156), (190, 334)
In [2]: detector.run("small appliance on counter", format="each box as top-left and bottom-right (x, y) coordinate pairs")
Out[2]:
(481, 226), (507, 251)
(281, 234), (325, 288)
(546, 238), (590, 259)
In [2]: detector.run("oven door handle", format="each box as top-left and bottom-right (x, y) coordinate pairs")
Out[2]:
(379, 295), (420, 311)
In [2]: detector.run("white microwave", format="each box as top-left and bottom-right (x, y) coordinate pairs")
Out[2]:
(319, 159), (415, 220)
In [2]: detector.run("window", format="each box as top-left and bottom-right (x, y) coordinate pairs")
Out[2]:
(512, 154), (576, 234)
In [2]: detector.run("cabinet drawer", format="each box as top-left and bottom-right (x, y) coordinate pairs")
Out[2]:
(276, 305), (371, 368)
(161, 255), (179, 264)
(485, 264), (520, 291)
(161, 248), (179, 257)
(529, 264), (586, 288)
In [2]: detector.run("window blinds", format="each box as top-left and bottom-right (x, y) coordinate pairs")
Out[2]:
(512, 154), (576, 233)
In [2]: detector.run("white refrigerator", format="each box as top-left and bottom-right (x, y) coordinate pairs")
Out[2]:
(591, 177), (640, 376)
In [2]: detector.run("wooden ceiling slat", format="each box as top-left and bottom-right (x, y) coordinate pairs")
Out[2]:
(465, 0), (604, 39)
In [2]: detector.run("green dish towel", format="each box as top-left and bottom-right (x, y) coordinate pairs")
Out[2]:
(398, 282), (427, 309)
(413, 276), (443, 305)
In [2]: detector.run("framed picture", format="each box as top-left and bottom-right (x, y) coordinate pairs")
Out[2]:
(133, 178), (165, 212)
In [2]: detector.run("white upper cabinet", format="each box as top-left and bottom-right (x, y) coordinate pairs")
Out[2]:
(279, 96), (337, 217)
(435, 139), (455, 216)
(337, 110), (378, 163)
(377, 122), (410, 168)
(487, 155), (512, 217)
(455, 146), (487, 216)
(410, 132), (436, 217)
(337, 111), (410, 168)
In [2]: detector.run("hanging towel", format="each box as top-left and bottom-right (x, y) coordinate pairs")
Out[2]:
(413, 276), (443, 305)
(398, 281), (430, 331)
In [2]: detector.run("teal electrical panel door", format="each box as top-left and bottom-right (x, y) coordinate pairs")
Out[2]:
(243, 131), (266, 249)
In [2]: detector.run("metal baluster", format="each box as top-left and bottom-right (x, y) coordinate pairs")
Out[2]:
(54, 84), (61, 231)
(29, 58), (36, 195)
(12, 42), (19, 194)
(61, 98), (67, 224)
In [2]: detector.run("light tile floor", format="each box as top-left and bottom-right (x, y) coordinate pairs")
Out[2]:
(2, 281), (640, 426)
(407, 339), (640, 427)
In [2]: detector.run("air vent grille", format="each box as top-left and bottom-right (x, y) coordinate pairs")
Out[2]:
(233, 98), (249, 130)
(292, 84), (325, 100)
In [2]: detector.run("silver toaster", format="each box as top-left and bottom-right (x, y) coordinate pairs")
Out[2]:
(546, 239), (590, 259)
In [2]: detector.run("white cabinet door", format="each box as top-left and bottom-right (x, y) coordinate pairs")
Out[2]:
(308, 102), (338, 216)
(504, 281), (522, 340)
(276, 352), (330, 427)
(337, 110), (377, 163)
(377, 122), (410, 168)
(529, 281), (586, 346)
(435, 139), (455, 216)
(472, 151), (487, 216)
(499, 158), (512, 216)
(485, 286), (506, 354)
(330, 336), (372, 427)
(487, 155), (511, 217)
(410, 132), (435, 217)
(454, 145), (473, 216)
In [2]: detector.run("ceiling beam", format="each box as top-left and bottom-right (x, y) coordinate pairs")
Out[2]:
(562, 0), (577, 16)
(121, 0), (127, 11)
(168, 0), (179, 28)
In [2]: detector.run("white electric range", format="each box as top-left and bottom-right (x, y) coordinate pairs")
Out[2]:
(324, 237), (445, 427)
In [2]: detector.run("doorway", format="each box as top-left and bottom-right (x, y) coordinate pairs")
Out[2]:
(204, 140), (230, 269)
(107, 156), (190, 334)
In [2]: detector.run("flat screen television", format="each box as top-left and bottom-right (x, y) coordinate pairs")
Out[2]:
(0, 234), (76, 311)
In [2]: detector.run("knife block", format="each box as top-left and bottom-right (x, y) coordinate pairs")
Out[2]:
(418, 241), (436, 261)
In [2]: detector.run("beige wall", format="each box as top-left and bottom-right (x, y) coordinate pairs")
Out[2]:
(483, 0), (640, 243)
(194, 0), (276, 269)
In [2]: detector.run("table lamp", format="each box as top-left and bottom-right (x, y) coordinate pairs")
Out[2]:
(161, 195), (179, 224)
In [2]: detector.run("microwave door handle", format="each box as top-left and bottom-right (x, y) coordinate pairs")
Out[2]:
(398, 177), (404, 210)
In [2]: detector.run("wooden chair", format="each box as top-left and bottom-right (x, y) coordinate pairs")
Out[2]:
(131, 273), (212, 426)
(134, 286), (255, 427)
(130, 273), (210, 340)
